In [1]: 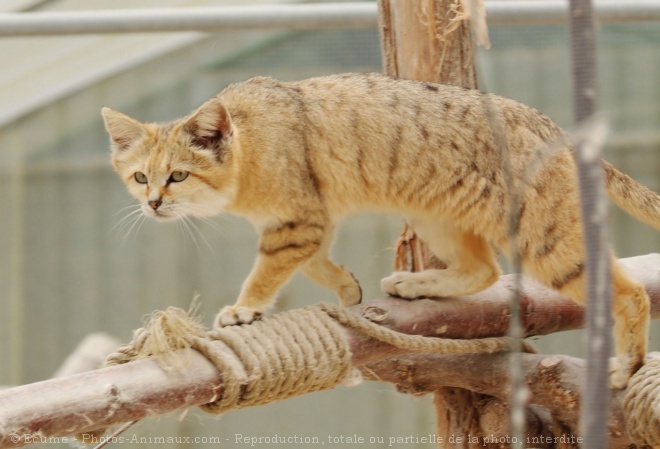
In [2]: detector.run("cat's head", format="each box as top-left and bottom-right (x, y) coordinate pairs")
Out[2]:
(102, 98), (237, 221)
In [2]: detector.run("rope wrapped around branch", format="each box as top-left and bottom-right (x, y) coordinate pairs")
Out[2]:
(103, 303), (517, 418)
(623, 356), (660, 447)
(82, 302), (660, 446)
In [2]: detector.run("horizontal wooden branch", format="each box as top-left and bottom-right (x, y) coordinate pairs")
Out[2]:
(361, 352), (637, 448)
(350, 254), (660, 365)
(0, 254), (658, 448)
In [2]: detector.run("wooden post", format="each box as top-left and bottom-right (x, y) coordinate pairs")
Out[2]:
(378, 0), (477, 88)
(377, 1), (486, 447)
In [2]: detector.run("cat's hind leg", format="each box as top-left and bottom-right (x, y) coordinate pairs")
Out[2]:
(523, 241), (649, 388)
(382, 219), (501, 299)
(610, 262), (650, 388)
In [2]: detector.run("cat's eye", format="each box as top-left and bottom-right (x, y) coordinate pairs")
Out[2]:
(169, 170), (189, 183)
(134, 172), (148, 184)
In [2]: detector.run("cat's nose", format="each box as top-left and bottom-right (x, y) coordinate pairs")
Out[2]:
(148, 198), (162, 210)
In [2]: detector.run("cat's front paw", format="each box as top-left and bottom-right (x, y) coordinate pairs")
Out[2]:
(215, 305), (263, 327)
(381, 272), (427, 299)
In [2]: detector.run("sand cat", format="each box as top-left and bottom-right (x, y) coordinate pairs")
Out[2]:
(102, 73), (659, 388)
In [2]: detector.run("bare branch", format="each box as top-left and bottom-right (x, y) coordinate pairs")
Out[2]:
(351, 254), (659, 365)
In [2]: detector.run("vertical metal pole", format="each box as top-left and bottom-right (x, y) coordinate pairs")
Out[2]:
(569, 0), (612, 447)
(570, 0), (598, 121)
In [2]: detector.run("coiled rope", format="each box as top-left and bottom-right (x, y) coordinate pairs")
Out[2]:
(104, 303), (517, 415)
(623, 356), (660, 447)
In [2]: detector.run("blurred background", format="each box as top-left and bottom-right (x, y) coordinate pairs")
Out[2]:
(1, 0), (659, 447)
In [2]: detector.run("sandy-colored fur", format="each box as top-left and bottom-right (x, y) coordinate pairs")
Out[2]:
(102, 72), (658, 388)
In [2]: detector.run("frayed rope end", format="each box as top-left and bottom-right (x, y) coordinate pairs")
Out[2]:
(107, 299), (207, 372)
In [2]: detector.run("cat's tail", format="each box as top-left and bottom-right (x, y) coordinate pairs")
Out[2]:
(603, 160), (660, 230)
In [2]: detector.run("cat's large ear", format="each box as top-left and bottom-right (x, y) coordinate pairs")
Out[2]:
(183, 98), (233, 161)
(101, 107), (145, 152)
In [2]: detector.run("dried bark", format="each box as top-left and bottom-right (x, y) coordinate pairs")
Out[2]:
(0, 255), (658, 449)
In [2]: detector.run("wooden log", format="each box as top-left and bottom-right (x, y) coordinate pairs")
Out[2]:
(377, 1), (485, 445)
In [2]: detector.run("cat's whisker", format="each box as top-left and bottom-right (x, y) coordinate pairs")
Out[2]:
(111, 203), (142, 222)
(187, 217), (214, 251)
(181, 204), (227, 235)
(110, 207), (144, 236)
(182, 217), (203, 253)
(178, 215), (204, 253)
(180, 202), (218, 216)
(114, 203), (141, 214)
(110, 210), (142, 238)
(133, 213), (148, 237)
(175, 219), (187, 249)
(182, 215), (214, 252)
(113, 214), (143, 242)
(117, 197), (138, 208)
(173, 211), (196, 249)
(123, 214), (143, 239)
(110, 199), (142, 222)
